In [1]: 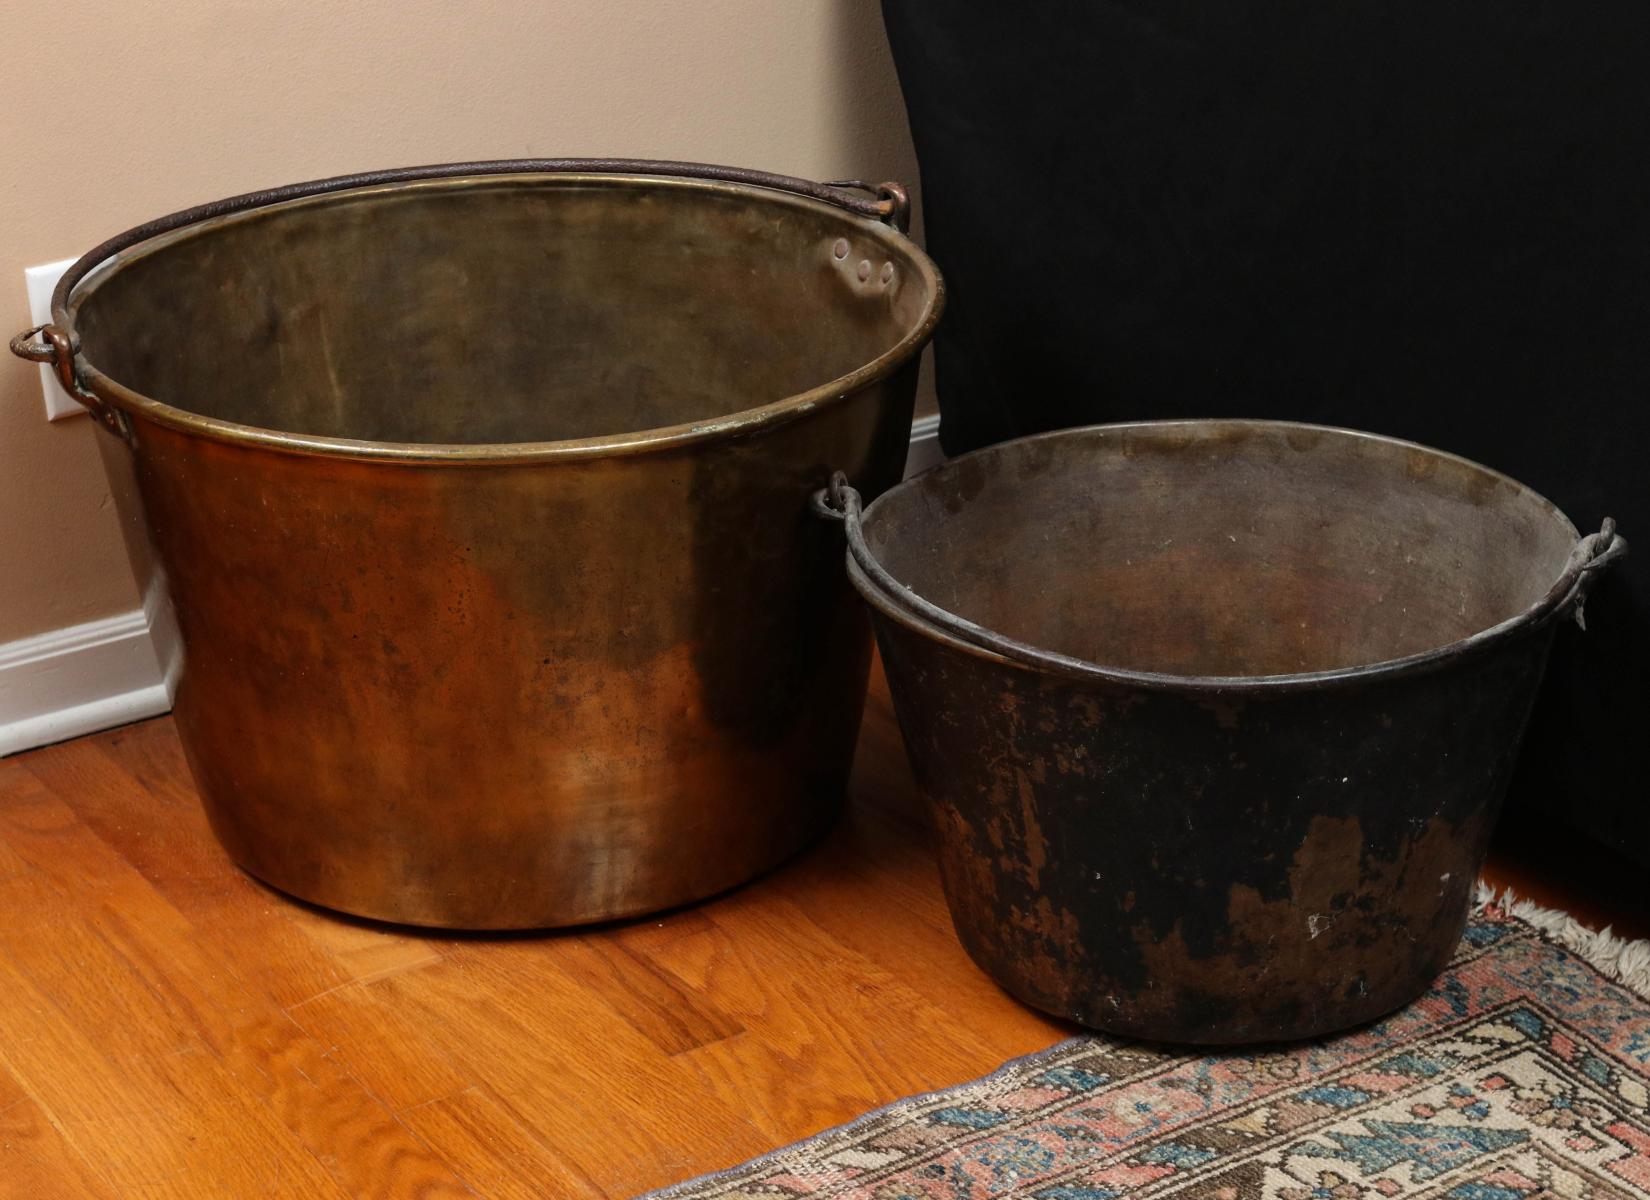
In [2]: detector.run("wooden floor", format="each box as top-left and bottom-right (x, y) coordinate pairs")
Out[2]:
(0, 669), (1070, 1199)
(1, 665), (1644, 1199)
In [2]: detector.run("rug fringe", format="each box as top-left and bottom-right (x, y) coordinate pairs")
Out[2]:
(1474, 879), (1650, 1001)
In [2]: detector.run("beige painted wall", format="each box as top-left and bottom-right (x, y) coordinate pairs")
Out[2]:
(0, 0), (921, 643)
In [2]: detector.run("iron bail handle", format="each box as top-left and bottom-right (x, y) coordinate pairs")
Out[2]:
(13, 159), (915, 448)
(9, 323), (56, 364)
(812, 470), (1044, 669)
(38, 159), (916, 334)
(817, 471), (1633, 671)
(824, 180), (911, 233)
(1562, 517), (1629, 630)
(7, 323), (129, 442)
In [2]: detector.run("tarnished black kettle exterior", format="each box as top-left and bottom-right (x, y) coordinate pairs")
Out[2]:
(828, 421), (1625, 1043)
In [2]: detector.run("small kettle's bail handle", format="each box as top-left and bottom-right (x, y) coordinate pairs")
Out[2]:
(1566, 518), (1628, 630)
(811, 470), (865, 524)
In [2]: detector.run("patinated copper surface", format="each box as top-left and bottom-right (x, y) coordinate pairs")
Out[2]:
(14, 163), (942, 927)
(843, 421), (1623, 1043)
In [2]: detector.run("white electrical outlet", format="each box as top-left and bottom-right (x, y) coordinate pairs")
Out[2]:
(24, 258), (83, 421)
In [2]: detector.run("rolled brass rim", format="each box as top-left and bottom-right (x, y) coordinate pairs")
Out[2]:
(56, 162), (945, 466)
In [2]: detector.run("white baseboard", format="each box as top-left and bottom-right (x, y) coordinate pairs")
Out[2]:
(0, 587), (178, 759)
(904, 412), (943, 478)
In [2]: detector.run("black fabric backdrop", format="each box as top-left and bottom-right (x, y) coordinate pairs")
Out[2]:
(881, 0), (1649, 859)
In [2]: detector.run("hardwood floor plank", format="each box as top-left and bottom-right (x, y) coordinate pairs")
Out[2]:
(376, 948), (773, 1197)
(0, 1063), (118, 1200)
(401, 1086), (604, 1200)
(218, 1011), (478, 1200)
(284, 978), (479, 1116)
(633, 890), (1010, 1141)
(0, 761), (471, 1199)
(541, 931), (745, 1056)
(0, 887), (349, 1199)
(291, 909), (448, 987)
(23, 733), (354, 1011)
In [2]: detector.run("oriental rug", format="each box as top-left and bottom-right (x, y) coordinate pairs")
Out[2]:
(644, 889), (1650, 1200)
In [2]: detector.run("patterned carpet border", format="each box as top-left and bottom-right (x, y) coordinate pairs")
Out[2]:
(641, 884), (1650, 1200)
